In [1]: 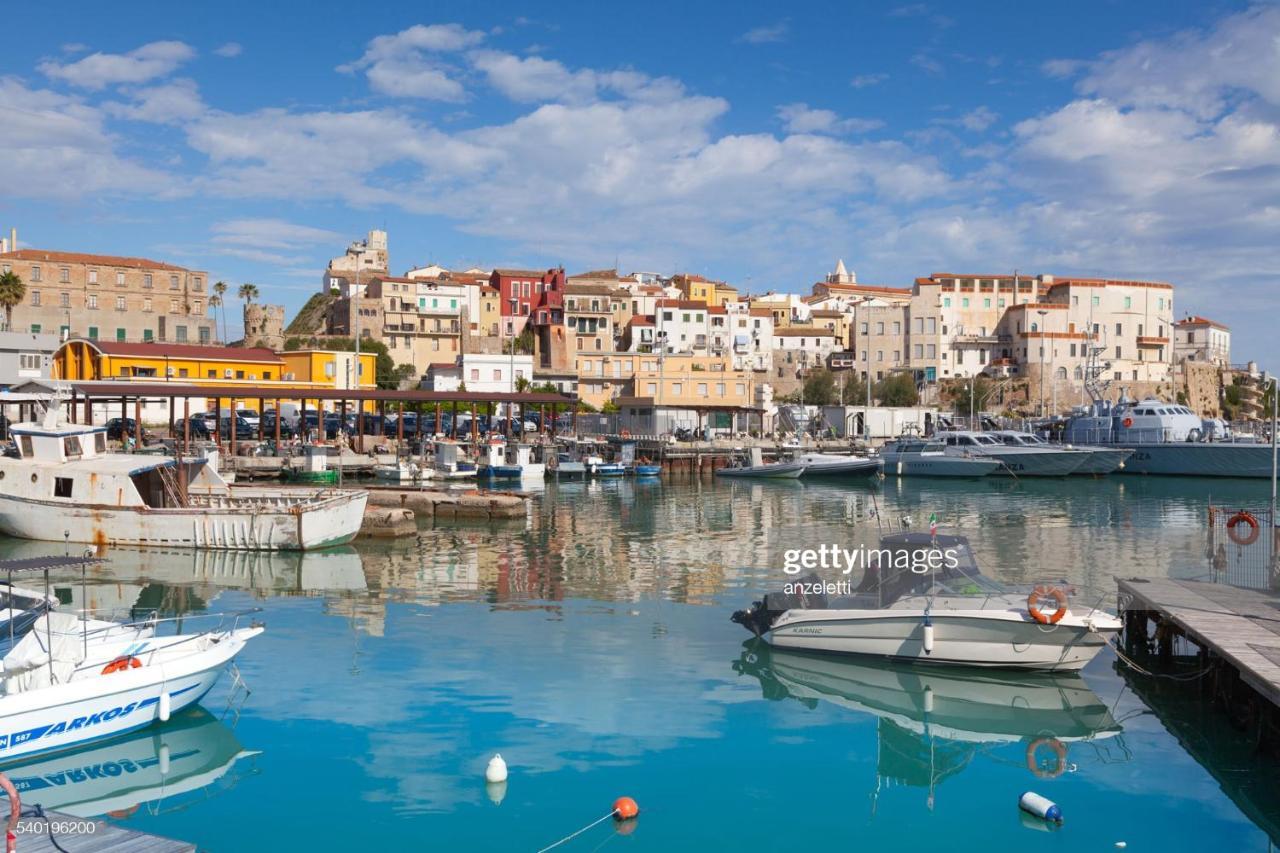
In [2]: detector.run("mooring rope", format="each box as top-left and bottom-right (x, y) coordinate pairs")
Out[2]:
(536, 811), (617, 853)
(1109, 638), (1214, 681)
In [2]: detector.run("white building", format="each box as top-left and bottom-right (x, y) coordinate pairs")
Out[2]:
(1174, 316), (1231, 366)
(773, 327), (840, 377)
(423, 353), (534, 394)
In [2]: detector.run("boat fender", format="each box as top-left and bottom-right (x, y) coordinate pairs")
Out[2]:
(1226, 510), (1260, 546)
(1121, 417), (1133, 428)
(1186, 428), (1202, 443)
(922, 614), (934, 655)
(1019, 791), (1062, 823)
(159, 690), (172, 722)
(922, 686), (934, 714)
(485, 753), (508, 783)
(1027, 586), (1069, 625)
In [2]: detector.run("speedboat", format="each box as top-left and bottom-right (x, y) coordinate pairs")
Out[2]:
(480, 440), (547, 480)
(795, 452), (883, 478)
(731, 532), (1120, 670)
(432, 440), (477, 480)
(878, 437), (1000, 477)
(989, 430), (1130, 475)
(633, 464), (662, 477)
(716, 448), (807, 479)
(935, 431), (1085, 476)
(0, 609), (262, 763)
(373, 459), (431, 484)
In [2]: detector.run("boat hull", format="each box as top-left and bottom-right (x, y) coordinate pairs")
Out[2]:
(1069, 447), (1134, 475)
(633, 465), (662, 477)
(798, 458), (883, 477)
(767, 610), (1116, 671)
(981, 450), (1084, 477)
(716, 462), (807, 479)
(0, 489), (368, 551)
(1115, 442), (1276, 477)
(880, 455), (1000, 477)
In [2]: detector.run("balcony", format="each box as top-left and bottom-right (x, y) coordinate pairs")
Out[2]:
(952, 333), (1010, 345)
(1136, 336), (1169, 347)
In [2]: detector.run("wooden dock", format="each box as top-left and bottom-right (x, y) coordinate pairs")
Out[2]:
(1119, 577), (1280, 748)
(13, 809), (193, 852)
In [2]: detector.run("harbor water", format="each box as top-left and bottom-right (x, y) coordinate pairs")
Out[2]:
(9, 474), (1280, 850)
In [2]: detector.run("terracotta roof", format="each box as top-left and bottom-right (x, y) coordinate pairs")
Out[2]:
(1046, 278), (1173, 290)
(629, 317), (655, 327)
(656, 299), (709, 310)
(0, 249), (193, 272)
(816, 282), (911, 295)
(77, 340), (283, 362)
(749, 308), (773, 317)
(568, 268), (621, 280)
(707, 305), (728, 314)
(426, 362), (459, 371)
(774, 327), (837, 337)
(564, 283), (624, 297)
(810, 309), (844, 318)
(1175, 316), (1228, 329)
(492, 268), (547, 278)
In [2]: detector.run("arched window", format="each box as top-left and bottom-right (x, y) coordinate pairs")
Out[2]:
(1056, 366), (1068, 380)
(1030, 322), (1038, 332)
(1073, 366), (1083, 380)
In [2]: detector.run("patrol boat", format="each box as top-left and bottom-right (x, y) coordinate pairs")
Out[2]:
(934, 431), (1085, 476)
(731, 532), (1120, 671)
(987, 430), (1132, 475)
(0, 405), (367, 551)
(878, 437), (1000, 478)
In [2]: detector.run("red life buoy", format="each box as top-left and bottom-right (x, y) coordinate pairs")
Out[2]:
(1026, 737), (1068, 779)
(1122, 417), (1134, 428)
(101, 656), (143, 675)
(1227, 510), (1260, 546)
(1027, 585), (1069, 625)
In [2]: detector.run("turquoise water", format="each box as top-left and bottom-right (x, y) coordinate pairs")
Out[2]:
(7, 474), (1280, 851)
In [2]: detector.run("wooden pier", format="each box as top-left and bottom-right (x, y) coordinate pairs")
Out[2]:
(1119, 577), (1280, 749)
(13, 809), (193, 852)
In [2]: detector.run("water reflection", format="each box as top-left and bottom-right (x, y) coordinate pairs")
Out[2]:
(4, 707), (258, 819)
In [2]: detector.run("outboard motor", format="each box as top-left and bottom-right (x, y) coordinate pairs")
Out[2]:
(730, 600), (774, 637)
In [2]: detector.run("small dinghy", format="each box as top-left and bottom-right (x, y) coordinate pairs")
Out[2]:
(716, 448), (806, 479)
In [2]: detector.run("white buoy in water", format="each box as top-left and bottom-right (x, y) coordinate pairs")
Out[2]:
(159, 744), (171, 776)
(922, 685), (934, 714)
(485, 753), (508, 783)
(922, 615), (934, 655)
(158, 690), (171, 722)
(486, 780), (507, 805)
(1019, 791), (1062, 823)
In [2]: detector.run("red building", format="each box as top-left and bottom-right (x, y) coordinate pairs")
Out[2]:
(490, 267), (566, 336)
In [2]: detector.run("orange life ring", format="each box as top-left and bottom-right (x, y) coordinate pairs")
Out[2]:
(1227, 510), (1260, 546)
(1026, 737), (1068, 779)
(621, 429), (631, 438)
(1027, 585), (1069, 625)
(101, 656), (143, 675)
(1122, 417), (1134, 428)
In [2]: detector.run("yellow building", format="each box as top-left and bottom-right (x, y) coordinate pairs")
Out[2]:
(574, 351), (751, 409)
(674, 274), (738, 308)
(478, 286), (501, 337)
(55, 339), (377, 413)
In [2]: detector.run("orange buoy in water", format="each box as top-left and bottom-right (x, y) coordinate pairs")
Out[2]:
(613, 797), (640, 821)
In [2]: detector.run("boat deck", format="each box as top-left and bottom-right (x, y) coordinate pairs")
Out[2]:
(1118, 578), (1280, 707)
(14, 809), (193, 852)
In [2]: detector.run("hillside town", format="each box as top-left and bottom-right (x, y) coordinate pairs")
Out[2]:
(0, 225), (1265, 436)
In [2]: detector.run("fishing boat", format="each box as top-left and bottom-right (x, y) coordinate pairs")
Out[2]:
(373, 458), (430, 485)
(989, 430), (1132, 475)
(716, 448), (807, 479)
(0, 409), (366, 551)
(551, 452), (587, 479)
(479, 439), (547, 480)
(0, 608), (262, 763)
(934, 430), (1085, 476)
(282, 445), (338, 486)
(878, 437), (1000, 477)
(634, 463), (662, 477)
(731, 532), (1120, 670)
(432, 440), (477, 480)
(795, 452), (883, 478)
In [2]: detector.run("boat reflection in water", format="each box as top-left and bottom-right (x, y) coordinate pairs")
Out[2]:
(734, 643), (1123, 808)
(2, 707), (258, 819)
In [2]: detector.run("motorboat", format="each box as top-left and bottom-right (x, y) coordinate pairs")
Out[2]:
(634, 464), (662, 477)
(551, 452), (587, 479)
(479, 439), (547, 480)
(0, 406), (366, 551)
(795, 452), (883, 478)
(934, 430), (1085, 476)
(716, 448), (807, 479)
(991, 430), (1132, 475)
(5, 706), (257, 818)
(432, 440), (477, 480)
(878, 437), (1000, 477)
(1063, 392), (1275, 477)
(731, 532), (1121, 670)
(0, 609), (262, 763)
(373, 458), (431, 485)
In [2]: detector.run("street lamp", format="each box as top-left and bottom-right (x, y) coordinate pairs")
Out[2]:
(1037, 308), (1049, 417)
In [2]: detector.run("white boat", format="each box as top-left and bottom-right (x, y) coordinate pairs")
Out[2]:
(795, 452), (883, 478)
(935, 430), (1085, 476)
(0, 610), (262, 763)
(431, 440), (477, 480)
(878, 437), (1001, 477)
(5, 706), (257, 818)
(0, 409), (367, 551)
(479, 440), (547, 480)
(732, 532), (1120, 670)
(373, 459), (431, 484)
(990, 430), (1132, 475)
(716, 448), (807, 479)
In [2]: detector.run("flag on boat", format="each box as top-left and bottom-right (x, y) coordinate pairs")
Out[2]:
(929, 512), (937, 538)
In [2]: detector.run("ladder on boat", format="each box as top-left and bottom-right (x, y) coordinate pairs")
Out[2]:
(157, 463), (189, 508)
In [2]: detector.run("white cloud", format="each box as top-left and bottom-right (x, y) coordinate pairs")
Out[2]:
(213, 42), (243, 59)
(911, 52), (944, 75)
(934, 105), (998, 132)
(776, 103), (884, 135)
(337, 24), (485, 101)
(211, 218), (343, 250)
(39, 41), (195, 90)
(469, 50), (683, 105)
(738, 22), (788, 44)
(850, 73), (888, 89)
(104, 78), (205, 124)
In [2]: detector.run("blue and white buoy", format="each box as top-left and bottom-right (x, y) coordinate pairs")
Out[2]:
(1019, 791), (1062, 823)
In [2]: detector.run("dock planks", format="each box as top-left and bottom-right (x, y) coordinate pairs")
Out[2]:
(12, 810), (193, 853)
(1119, 577), (1280, 707)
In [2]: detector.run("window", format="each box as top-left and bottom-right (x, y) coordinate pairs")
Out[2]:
(962, 298), (970, 308)
(87, 294), (98, 309)
(143, 297), (152, 312)
(860, 323), (868, 334)
(470, 368), (480, 381)
(193, 300), (202, 315)
(876, 322), (884, 335)
(115, 296), (126, 311)
(943, 297), (951, 307)
(169, 299), (179, 312)
(88, 326), (98, 339)
(30, 291), (40, 306)
(175, 326), (187, 342)
(983, 298), (991, 308)
(116, 271), (125, 286)
(672, 382), (682, 395)
(143, 329), (153, 342)
(1092, 295), (1100, 306)
(116, 328), (126, 342)
(54, 477), (74, 498)
(19, 353), (40, 370)
(199, 327), (211, 343)
(144, 274), (153, 289)
(998, 298), (1006, 308)
(646, 382), (658, 395)
(913, 344), (923, 358)
(169, 275), (179, 290)
(1115, 323), (1122, 336)
(494, 369), (503, 382)
(926, 344), (936, 358)
(1115, 346), (1121, 359)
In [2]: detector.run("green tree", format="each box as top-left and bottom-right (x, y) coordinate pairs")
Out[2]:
(0, 271), (25, 332)
(213, 281), (228, 342)
(836, 373), (868, 405)
(802, 369), (837, 405)
(237, 282), (259, 304)
(515, 375), (531, 393)
(875, 372), (919, 407)
(951, 376), (992, 418)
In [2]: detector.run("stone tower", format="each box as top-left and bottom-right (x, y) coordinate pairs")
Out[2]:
(244, 303), (286, 349)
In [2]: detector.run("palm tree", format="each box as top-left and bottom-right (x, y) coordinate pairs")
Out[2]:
(213, 280), (228, 342)
(238, 283), (259, 304)
(0, 271), (25, 332)
(209, 294), (223, 341)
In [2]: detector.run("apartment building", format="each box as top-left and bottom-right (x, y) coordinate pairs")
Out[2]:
(1174, 316), (1231, 366)
(371, 276), (463, 368)
(323, 230), (388, 294)
(849, 299), (911, 382)
(565, 283), (625, 354)
(0, 248), (214, 345)
(575, 351), (751, 410)
(772, 326), (840, 378)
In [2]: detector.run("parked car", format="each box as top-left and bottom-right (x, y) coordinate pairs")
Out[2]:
(106, 417), (152, 442)
(343, 413), (385, 436)
(234, 409), (261, 430)
(173, 417), (211, 439)
(260, 412), (296, 439)
(382, 412), (420, 436)
(218, 415), (255, 440)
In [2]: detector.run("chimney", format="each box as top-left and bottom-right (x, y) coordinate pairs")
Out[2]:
(5, 228), (14, 254)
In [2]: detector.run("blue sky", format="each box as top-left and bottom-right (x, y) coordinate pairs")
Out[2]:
(2, 0), (1277, 363)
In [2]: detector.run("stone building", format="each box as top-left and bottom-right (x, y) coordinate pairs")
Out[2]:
(243, 303), (286, 350)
